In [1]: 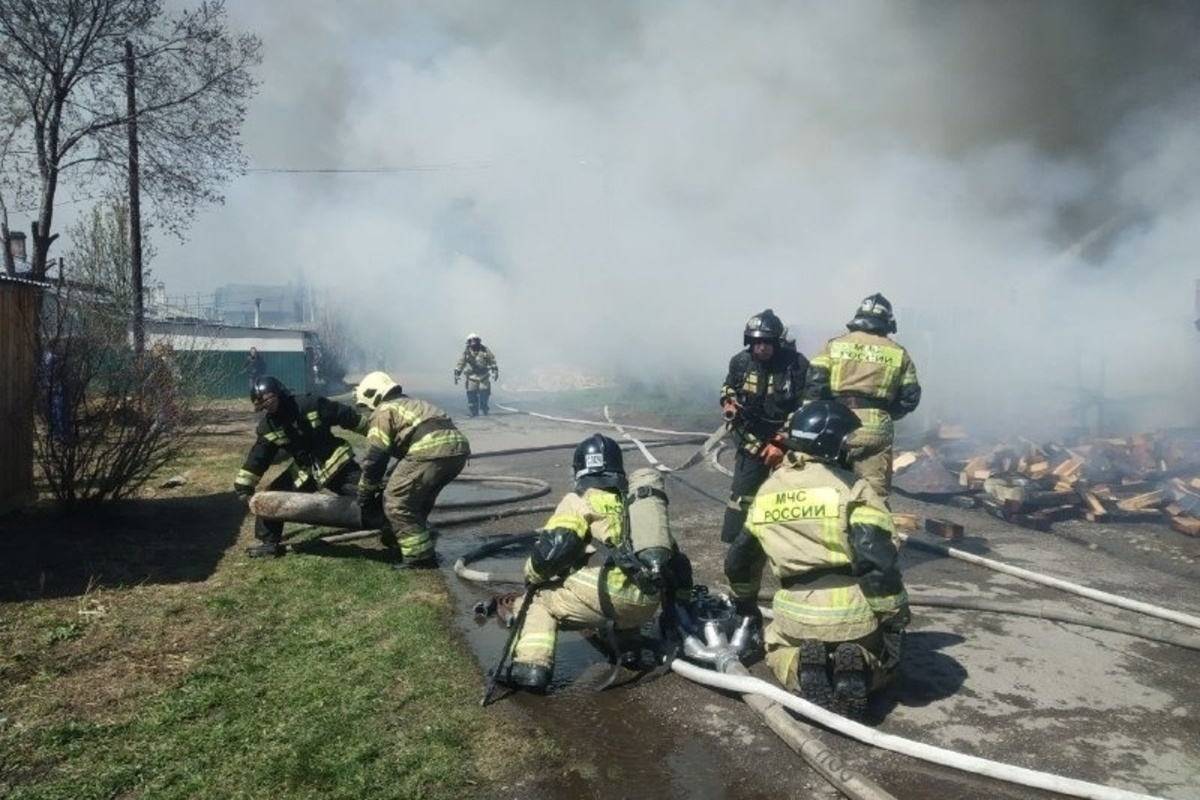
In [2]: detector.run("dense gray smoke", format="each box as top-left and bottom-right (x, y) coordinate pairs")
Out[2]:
(147, 0), (1200, 437)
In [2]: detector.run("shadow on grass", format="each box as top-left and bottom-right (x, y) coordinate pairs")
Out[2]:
(0, 492), (245, 602)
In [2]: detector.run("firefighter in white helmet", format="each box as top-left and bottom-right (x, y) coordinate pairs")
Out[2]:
(453, 333), (499, 417)
(354, 371), (471, 569)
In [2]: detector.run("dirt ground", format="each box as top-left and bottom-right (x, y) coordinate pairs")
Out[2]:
(3, 391), (1198, 800)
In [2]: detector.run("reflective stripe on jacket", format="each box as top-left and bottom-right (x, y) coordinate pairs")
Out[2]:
(725, 458), (907, 641)
(235, 394), (367, 491)
(359, 396), (470, 494)
(803, 329), (920, 421)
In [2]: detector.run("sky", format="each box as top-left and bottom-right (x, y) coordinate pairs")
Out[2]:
(132, 1), (1200, 436)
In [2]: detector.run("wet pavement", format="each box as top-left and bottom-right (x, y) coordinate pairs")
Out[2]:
(424, 399), (1200, 800)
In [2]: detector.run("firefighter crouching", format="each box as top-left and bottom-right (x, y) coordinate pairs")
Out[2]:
(719, 308), (809, 544)
(354, 371), (471, 569)
(723, 400), (910, 721)
(453, 332), (499, 417)
(802, 292), (921, 500)
(234, 376), (369, 558)
(502, 434), (692, 692)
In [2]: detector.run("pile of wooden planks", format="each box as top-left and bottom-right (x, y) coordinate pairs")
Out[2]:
(893, 428), (1200, 536)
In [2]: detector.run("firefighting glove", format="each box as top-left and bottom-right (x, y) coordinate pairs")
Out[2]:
(760, 436), (786, 470)
(453, 372), (461, 385)
(358, 492), (385, 527)
(721, 397), (739, 423)
(491, 370), (499, 381)
(733, 597), (763, 627)
(234, 485), (254, 505)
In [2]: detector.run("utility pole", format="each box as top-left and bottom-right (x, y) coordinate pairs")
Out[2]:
(126, 40), (146, 354)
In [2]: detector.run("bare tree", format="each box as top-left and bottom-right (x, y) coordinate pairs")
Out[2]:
(33, 200), (218, 510)
(0, 0), (262, 279)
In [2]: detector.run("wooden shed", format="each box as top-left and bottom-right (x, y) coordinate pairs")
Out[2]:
(0, 273), (48, 514)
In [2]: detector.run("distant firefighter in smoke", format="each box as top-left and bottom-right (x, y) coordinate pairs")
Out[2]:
(454, 332), (500, 417)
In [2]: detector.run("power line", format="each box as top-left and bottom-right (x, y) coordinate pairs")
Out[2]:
(246, 161), (495, 174)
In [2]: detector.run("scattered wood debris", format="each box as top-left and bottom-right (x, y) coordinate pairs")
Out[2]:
(893, 426), (1200, 536)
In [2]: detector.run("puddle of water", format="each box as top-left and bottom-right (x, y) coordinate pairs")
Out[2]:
(440, 531), (786, 800)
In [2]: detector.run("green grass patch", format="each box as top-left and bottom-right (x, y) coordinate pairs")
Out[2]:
(0, 404), (557, 800)
(2, 558), (550, 799)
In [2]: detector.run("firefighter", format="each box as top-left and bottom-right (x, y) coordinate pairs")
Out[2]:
(802, 293), (921, 499)
(724, 400), (910, 721)
(354, 371), (471, 569)
(453, 333), (499, 417)
(718, 309), (809, 543)
(234, 376), (369, 558)
(501, 433), (692, 692)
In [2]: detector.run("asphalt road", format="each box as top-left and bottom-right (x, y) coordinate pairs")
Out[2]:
(428, 396), (1200, 800)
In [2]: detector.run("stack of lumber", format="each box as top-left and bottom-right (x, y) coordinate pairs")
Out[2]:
(893, 427), (1200, 536)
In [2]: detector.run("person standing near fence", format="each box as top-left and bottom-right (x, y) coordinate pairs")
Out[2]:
(244, 346), (266, 395)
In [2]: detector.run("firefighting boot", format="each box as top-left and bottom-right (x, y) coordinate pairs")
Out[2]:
(507, 662), (552, 693)
(246, 540), (285, 558)
(247, 520), (285, 558)
(831, 643), (869, 721)
(392, 553), (439, 571)
(797, 639), (833, 709)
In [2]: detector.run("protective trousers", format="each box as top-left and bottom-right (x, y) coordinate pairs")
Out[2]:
(464, 376), (492, 416)
(720, 450), (772, 543)
(254, 462), (362, 544)
(382, 454), (468, 561)
(844, 413), (894, 500)
(510, 569), (659, 670)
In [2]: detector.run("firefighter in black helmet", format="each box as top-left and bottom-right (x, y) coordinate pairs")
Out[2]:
(234, 376), (369, 557)
(718, 309), (809, 543)
(802, 293), (921, 499)
(724, 400), (910, 721)
(499, 433), (692, 693)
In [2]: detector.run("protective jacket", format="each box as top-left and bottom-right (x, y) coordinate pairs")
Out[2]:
(724, 453), (909, 641)
(720, 345), (808, 456)
(455, 345), (498, 383)
(803, 329), (920, 421)
(235, 394), (367, 493)
(359, 395), (471, 497)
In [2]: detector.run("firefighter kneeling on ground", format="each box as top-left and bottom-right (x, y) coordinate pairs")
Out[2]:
(502, 433), (692, 693)
(723, 400), (910, 721)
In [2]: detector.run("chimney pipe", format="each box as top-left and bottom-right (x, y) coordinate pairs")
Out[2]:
(9, 231), (26, 262)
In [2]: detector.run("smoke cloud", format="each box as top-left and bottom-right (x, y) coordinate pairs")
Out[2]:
(149, 0), (1200, 437)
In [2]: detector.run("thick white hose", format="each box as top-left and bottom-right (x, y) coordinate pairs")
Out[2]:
(670, 659), (1164, 800)
(899, 533), (1200, 631)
